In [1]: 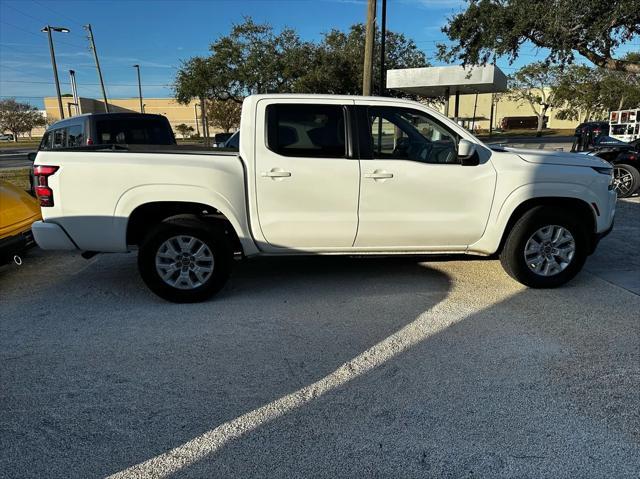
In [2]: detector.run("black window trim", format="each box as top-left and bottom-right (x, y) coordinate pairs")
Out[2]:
(356, 105), (461, 163)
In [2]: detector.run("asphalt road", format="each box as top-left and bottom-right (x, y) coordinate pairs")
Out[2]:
(0, 148), (34, 169)
(1, 198), (638, 478)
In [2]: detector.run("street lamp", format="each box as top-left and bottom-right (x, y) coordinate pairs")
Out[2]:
(41, 26), (70, 120)
(133, 64), (143, 113)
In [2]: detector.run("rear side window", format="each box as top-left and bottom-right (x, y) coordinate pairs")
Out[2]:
(52, 128), (66, 149)
(95, 117), (175, 145)
(67, 124), (85, 147)
(266, 104), (346, 158)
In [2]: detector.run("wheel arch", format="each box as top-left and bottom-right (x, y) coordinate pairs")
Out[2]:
(497, 197), (597, 254)
(115, 185), (258, 256)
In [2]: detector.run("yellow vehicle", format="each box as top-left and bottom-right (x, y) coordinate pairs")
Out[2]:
(0, 179), (41, 264)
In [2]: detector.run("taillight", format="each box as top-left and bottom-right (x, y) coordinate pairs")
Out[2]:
(87, 138), (93, 145)
(33, 165), (59, 207)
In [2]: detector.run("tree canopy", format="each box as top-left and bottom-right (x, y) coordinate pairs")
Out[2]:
(0, 99), (46, 142)
(438, 0), (640, 73)
(508, 62), (563, 134)
(207, 100), (242, 132)
(553, 55), (640, 121)
(174, 18), (429, 105)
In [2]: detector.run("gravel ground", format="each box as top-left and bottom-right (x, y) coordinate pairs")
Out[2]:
(1, 199), (638, 479)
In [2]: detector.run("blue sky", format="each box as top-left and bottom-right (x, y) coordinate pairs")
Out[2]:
(0, 0), (637, 109)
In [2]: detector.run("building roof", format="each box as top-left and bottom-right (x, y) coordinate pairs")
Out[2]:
(386, 65), (509, 97)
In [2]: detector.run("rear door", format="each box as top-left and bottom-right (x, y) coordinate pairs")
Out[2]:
(254, 99), (360, 249)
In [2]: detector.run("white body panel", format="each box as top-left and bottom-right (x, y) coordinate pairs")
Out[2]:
(34, 94), (616, 259)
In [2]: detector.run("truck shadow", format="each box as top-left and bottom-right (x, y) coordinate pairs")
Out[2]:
(1, 254), (451, 478)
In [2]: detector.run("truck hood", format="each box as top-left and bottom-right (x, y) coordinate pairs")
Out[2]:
(504, 147), (610, 168)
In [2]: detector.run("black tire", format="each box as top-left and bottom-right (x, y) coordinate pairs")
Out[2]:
(138, 218), (232, 303)
(612, 164), (640, 198)
(499, 206), (588, 288)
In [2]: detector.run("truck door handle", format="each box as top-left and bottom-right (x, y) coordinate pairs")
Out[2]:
(261, 169), (292, 178)
(364, 171), (394, 180)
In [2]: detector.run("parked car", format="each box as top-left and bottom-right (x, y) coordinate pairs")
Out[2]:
(0, 133), (15, 142)
(221, 131), (239, 150)
(580, 136), (640, 197)
(0, 180), (41, 265)
(31, 94), (616, 302)
(571, 121), (610, 152)
(37, 112), (176, 150)
(212, 132), (233, 147)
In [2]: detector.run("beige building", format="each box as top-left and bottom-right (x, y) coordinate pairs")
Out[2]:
(436, 91), (578, 132)
(44, 96), (208, 137)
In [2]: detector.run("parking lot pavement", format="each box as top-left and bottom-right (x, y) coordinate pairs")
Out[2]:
(1, 200), (638, 479)
(0, 148), (33, 169)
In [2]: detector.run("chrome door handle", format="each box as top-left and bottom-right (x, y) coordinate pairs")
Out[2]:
(261, 169), (292, 178)
(364, 171), (394, 179)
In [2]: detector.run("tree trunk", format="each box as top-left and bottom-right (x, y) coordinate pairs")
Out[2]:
(618, 94), (625, 111)
(536, 115), (544, 137)
(12, 131), (18, 143)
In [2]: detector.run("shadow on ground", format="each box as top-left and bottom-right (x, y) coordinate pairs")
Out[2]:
(0, 255), (450, 478)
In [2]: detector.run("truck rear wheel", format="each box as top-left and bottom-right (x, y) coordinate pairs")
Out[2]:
(138, 219), (232, 303)
(499, 206), (588, 288)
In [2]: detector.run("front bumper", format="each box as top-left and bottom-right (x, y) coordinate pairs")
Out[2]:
(589, 220), (614, 255)
(32, 221), (77, 250)
(0, 229), (36, 264)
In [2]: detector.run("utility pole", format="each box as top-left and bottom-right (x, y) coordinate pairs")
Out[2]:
(379, 0), (387, 96)
(84, 24), (110, 113)
(42, 26), (69, 120)
(133, 64), (143, 112)
(69, 70), (80, 115)
(362, 0), (376, 96)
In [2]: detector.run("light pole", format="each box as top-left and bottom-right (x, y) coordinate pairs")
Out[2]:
(41, 25), (69, 120)
(133, 64), (143, 113)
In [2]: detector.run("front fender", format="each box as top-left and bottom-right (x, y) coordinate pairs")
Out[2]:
(469, 182), (599, 255)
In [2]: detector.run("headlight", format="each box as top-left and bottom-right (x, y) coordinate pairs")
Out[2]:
(591, 166), (614, 190)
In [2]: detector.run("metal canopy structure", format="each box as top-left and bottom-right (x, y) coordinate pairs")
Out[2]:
(386, 65), (508, 121)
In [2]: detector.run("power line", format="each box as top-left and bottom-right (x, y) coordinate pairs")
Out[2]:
(0, 79), (172, 87)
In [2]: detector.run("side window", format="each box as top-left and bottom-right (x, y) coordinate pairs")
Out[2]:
(266, 104), (346, 158)
(40, 131), (51, 150)
(368, 107), (458, 164)
(67, 124), (84, 147)
(52, 128), (66, 149)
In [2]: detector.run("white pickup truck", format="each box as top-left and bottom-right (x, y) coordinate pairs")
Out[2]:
(32, 94), (616, 302)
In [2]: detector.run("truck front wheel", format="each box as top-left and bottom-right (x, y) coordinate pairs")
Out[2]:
(499, 206), (588, 288)
(138, 219), (232, 303)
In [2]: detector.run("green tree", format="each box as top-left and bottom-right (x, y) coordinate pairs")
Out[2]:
(207, 100), (242, 133)
(508, 62), (562, 136)
(175, 123), (194, 138)
(174, 18), (313, 104)
(174, 18), (430, 105)
(0, 99), (46, 142)
(438, 0), (640, 73)
(294, 24), (428, 97)
(553, 56), (640, 121)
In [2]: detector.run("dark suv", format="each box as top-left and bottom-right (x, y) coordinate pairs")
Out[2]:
(38, 112), (176, 150)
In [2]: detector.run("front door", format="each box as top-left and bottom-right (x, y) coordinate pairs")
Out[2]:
(255, 100), (360, 249)
(354, 104), (496, 249)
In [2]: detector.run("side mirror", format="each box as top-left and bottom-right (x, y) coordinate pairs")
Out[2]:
(27, 151), (37, 162)
(458, 139), (479, 166)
